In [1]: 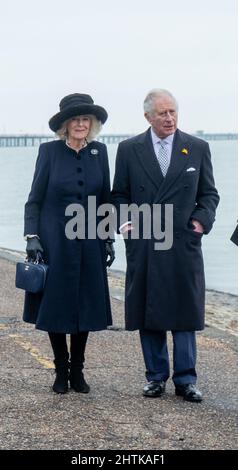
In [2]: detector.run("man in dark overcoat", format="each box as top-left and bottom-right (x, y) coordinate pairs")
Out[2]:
(111, 89), (219, 402)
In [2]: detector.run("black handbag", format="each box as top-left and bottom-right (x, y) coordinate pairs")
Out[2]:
(15, 259), (49, 293)
(230, 224), (238, 246)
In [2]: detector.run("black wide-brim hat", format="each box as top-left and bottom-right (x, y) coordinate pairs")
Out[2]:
(49, 93), (108, 132)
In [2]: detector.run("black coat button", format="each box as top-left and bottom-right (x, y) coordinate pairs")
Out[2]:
(77, 168), (82, 173)
(140, 185), (145, 191)
(78, 181), (84, 186)
(77, 194), (82, 200)
(184, 185), (189, 190)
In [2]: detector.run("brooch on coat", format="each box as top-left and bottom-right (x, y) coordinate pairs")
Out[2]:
(181, 148), (189, 155)
(90, 148), (99, 156)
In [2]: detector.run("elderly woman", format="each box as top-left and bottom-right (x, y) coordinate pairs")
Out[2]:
(23, 93), (115, 394)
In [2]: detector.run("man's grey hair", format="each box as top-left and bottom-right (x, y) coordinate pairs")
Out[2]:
(143, 89), (178, 115)
(56, 115), (102, 142)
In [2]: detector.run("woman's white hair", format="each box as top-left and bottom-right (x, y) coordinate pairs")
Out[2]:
(56, 115), (102, 142)
(143, 89), (178, 115)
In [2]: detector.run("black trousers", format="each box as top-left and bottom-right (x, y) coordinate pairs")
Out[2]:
(49, 332), (89, 368)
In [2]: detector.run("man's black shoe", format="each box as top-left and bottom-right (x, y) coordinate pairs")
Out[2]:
(175, 384), (203, 402)
(143, 380), (166, 397)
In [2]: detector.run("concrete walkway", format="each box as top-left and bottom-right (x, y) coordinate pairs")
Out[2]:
(0, 249), (237, 450)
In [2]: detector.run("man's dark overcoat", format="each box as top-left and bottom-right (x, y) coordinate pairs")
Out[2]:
(23, 140), (112, 333)
(111, 128), (219, 331)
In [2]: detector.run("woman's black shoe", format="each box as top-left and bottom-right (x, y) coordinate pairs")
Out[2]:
(69, 367), (90, 393)
(52, 361), (69, 394)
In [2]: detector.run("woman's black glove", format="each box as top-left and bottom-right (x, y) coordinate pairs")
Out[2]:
(26, 237), (44, 261)
(105, 241), (115, 267)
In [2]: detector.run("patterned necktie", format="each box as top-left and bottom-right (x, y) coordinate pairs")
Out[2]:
(157, 140), (169, 176)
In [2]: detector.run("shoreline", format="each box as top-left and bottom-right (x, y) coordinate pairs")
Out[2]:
(0, 248), (237, 450)
(1, 246), (237, 338)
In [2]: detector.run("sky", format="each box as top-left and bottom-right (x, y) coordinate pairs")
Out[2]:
(0, 0), (238, 135)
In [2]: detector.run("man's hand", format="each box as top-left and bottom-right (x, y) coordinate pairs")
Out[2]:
(105, 241), (115, 268)
(191, 219), (204, 233)
(26, 236), (44, 261)
(120, 222), (134, 235)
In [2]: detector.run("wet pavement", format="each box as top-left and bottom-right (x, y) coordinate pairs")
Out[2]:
(0, 248), (237, 450)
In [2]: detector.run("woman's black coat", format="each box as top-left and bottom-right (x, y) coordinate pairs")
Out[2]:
(23, 140), (112, 333)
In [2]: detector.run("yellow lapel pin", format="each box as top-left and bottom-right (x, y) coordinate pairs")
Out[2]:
(181, 148), (189, 155)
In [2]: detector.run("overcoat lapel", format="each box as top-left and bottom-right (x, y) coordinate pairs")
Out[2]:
(133, 128), (192, 199)
(155, 129), (191, 201)
(133, 129), (164, 190)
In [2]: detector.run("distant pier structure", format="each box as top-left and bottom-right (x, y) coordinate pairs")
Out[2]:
(98, 134), (131, 144)
(0, 134), (54, 147)
(0, 132), (238, 147)
(195, 130), (238, 141)
(0, 134), (132, 147)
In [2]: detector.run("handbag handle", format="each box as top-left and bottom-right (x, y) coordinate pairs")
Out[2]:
(26, 252), (45, 264)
